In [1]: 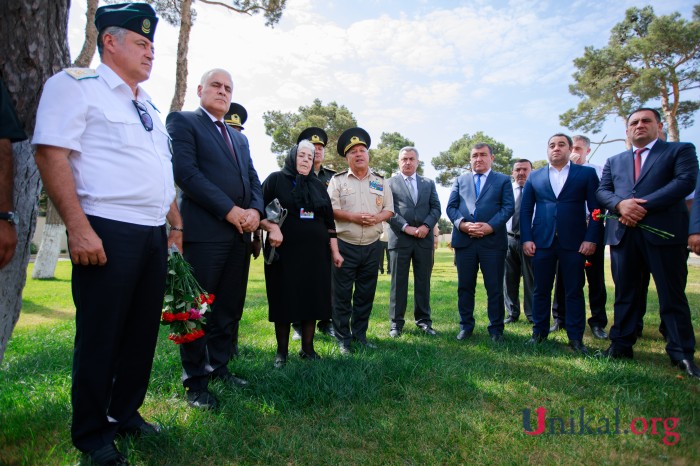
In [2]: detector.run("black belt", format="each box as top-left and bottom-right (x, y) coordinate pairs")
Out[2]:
(507, 232), (520, 238)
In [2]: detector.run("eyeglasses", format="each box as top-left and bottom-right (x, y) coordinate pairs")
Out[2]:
(132, 100), (153, 132)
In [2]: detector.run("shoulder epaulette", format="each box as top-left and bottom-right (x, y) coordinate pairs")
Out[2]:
(64, 68), (99, 80)
(371, 170), (385, 179)
(333, 170), (348, 177)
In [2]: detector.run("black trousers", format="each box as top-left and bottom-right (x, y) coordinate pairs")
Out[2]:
(609, 228), (694, 361)
(332, 239), (380, 345)
(180, 239), (251, 390)
(71, 216), (167, 453)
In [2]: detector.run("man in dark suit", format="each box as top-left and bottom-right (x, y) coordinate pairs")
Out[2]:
(447, 143), (514, 342)
(387, 146), (441, 337)
(689, 175), (700, 255)
(520, 134), (600, 354)
(168, 68), (264, 409)
(597, 107), (699, 378)
(504, 159), (534, 324)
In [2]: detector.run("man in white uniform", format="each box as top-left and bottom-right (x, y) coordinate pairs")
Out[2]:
(32, 4), (181, 464)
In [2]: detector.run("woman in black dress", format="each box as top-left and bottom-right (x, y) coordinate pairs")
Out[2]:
(260, 140), (343, 367)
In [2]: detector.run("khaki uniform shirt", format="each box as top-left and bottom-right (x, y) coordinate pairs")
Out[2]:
(328, 168), (394, 245)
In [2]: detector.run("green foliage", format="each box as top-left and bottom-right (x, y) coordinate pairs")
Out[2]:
(561, 5), (700, 141)
(3, 259), (700, 464)
(532, 159), (549, 170)
(437, 217), (453, 235)
(263, 99), (357, 171)
(431, 131), (514, 187)
(368, 132), (416, 178)
(143, 0), (287, 27)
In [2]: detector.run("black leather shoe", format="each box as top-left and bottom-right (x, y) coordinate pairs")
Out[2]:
(549, 321), (564, 332)
(673, 359), (700, 379)
(273, 352), (287, 369)
(456, 330), (473, 340)
(568, 340), (589, 355)
(116, 421), (161, 439)
(355, 339), (378, 349)
(338, 343), (352, 355)
(299, 349), (321, 360)
(211, 371), (249, 388)
(504, 316), (518, 324)
(525, 334), (546, 345)
(599, 345), (633, 360)
(490, 333), (504, 343)
(85, 442), (128, 466)
(389, 328), (402, 338)
(186, 389), (218, 410)
(317, 322), (335, 337)
(591, 326), (608, 340)
(417, 324), (437, 336)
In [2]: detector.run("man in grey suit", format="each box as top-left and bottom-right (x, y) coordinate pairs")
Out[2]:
(446, 143), (515, 342)
(387, 147), (441, 337)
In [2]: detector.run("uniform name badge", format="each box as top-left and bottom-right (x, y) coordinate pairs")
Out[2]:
(300, 208), (315, 220)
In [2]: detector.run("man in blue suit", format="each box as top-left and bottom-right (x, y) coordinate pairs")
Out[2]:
(168, 68), (264, 408)
(520, 134), (600, 354)
(597, 108), (699, 379)
(447, 143), (514, 342)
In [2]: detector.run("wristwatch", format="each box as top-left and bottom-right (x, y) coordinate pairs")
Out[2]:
(0, 211), (18, 225)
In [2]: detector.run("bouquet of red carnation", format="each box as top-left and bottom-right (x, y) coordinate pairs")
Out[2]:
(591, 209), (674, 239)
(162, 245), (214, 344)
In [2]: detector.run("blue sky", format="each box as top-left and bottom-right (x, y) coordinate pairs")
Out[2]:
(67, 0), (699, 209)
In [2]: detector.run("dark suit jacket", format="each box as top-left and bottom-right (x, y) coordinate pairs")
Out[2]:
(167, 108), (263, 243)
(520, 163), (600, 250)
(690, 173), (700, 236)
(387, 174), (441, 249)
(446, 171), (514, 250)
(597, 140), (698, 246)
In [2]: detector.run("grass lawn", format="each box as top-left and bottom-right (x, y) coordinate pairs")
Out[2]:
(1, 249), (699, 465)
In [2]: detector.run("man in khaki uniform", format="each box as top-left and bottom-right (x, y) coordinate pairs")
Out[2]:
(328, 127), (394, 354)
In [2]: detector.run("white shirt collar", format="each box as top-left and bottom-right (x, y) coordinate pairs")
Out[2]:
(632, 138), (658, 153)
(200, 106), (223, 124)
(97, 63), (151, 101)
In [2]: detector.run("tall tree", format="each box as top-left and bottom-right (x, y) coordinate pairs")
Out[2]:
(140, 0), (287, 112)
(368, 132), (416, 179)
(431, 131), (514, 187)
(72, 0), (99, 68)
(263, 99), (357, 170)
(32, 0), (99, 280)
(561, 5), (700, 141)
(0, 0), (71, 363)
(437, 217), (453, 235)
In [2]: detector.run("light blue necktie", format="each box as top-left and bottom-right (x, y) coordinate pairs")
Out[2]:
(475, 174), (482, 198)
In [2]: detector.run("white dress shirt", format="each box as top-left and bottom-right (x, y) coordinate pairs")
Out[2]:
(33, 63), (175, 226)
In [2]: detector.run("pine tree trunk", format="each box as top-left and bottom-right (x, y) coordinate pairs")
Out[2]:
(72, 0), (99, 68)
(169, 0), (192, 112)
(0, 0), (70, 364)
(33, 0), (99, 280)
(32, 199), (66, 279)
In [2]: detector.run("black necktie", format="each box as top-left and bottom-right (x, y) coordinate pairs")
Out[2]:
(512, 186), (522, 234)
(215, 121), (237, 162)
